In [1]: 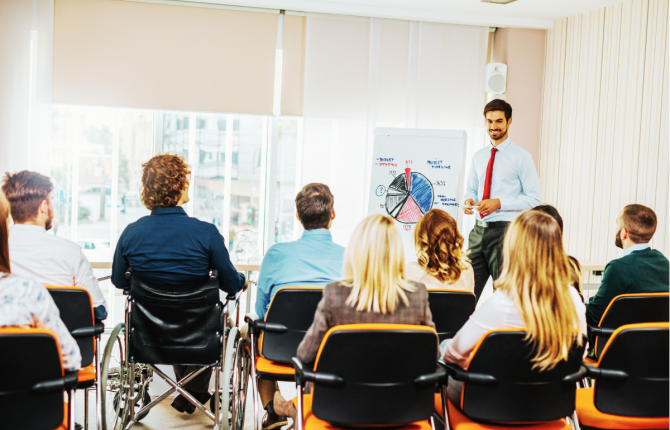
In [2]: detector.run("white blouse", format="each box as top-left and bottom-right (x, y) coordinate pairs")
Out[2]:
(405, 261), (475, 293)
(440, 287), (587, 368)
(0, 273), (82, 370)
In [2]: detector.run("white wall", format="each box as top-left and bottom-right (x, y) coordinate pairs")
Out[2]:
(539, 0), (668, 263)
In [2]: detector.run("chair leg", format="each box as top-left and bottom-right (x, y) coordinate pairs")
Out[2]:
(250, 334), (259, 430)
(441, 386), (451, 430)
(96, 337), (102, 430)
(571, 410), (581, 430)
(84, 387), (89, 430)
(68, 389), (76, 430)
(213, 365), (221, 430)
(295, 384), (304, 430)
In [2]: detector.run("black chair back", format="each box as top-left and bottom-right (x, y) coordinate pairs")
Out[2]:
(128, 273), (223, 365)
(594, 323), (669, 417)
(451, 329), (585, 423)
(262, 287), (323, 363)
(47, 287), (95, 367)
(594, 293), (669, 358)
(311, 324), (438, 426)
(428, 289), (476, 341)
(0, 328), (66, 430)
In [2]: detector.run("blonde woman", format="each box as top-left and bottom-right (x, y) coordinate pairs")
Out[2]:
(441, 210), (586, 370)
(297, 214), (435, 364)
(406, 209), (475, 293)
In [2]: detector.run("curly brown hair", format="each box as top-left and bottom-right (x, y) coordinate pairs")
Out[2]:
(414, 209), (470, 284)
(140, 154), (191, 210)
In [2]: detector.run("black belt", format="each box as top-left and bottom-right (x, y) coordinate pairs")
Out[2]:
(475, 219), (510, 229)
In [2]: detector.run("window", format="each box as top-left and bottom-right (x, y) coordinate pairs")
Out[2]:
(48, 105), (301, 328)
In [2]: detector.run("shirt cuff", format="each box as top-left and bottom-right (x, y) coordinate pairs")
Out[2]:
(463, 193), (477, 203)
(498, 197), (513, 211)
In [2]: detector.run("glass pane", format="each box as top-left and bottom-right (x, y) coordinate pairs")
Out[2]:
(116, 109), (153, 238)
(274, 119), (299, 244)
(194, 114), (227, 232)
(50, 106), (76, 241)
(76, 107), (115, 252)
(230, 116), (263, 262)
(158, 112), (190, 158)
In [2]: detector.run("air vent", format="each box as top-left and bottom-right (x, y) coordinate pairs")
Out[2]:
(481, 0), (518, 4)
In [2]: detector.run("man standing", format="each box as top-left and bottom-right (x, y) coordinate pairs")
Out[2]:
(463, 100), (542, 300)
(586, 204), (669, 326)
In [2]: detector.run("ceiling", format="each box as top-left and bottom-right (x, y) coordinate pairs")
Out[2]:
(190, 0), (629, 28)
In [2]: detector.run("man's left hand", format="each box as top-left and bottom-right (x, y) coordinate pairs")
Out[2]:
(475, 199), (501, 217)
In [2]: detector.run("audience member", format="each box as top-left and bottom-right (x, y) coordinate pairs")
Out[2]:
(406, 209), (474, 292)
(111, 154), (246, 414)
(441, 210), (585, 371)
(532, 204), (584, 301)
(586, 204), (669, 326)
(2, 171), (107, 321)
(0, 191), (81, 370)
(253, 183), (345, 429)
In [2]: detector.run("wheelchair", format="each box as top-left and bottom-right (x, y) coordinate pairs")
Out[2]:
(100, 269), (250, 430)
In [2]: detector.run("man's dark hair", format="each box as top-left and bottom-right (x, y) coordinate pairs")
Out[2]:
(533, 205), (563, 234)
(621, 204), (657, 243)
(1, 171), (53, 223)
(483, 99), (513, 121)
(295, 183), (334, 230)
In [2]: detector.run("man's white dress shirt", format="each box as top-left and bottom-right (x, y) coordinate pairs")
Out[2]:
(9, 224), (106, 309)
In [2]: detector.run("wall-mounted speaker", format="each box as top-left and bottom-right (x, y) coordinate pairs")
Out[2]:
(484, 63), (507, 94)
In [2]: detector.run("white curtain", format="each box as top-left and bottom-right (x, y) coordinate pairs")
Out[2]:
(299, 14), (489, 247)
(0, 0), (53, 176)
(540, 0), (669, 263)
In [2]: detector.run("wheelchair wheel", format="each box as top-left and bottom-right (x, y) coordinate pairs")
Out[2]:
(101, 323), (130, 430)
(215, 326), (249, 430)
(231, 334), (250, 430)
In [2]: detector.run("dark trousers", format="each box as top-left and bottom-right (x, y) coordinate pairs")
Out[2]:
(468, 223), (509, 301)
(173, 365), (213, 394)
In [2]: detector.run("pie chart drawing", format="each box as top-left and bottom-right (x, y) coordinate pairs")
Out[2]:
(385, 168), (434, 224)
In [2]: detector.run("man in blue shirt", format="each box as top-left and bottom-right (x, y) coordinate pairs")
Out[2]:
(112, 154), (246, 415)
(253, 183), (345, 429)
(463, 100), (542, 300)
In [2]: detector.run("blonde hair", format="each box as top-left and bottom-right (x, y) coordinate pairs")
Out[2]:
(414, 209), (470, 284)
(494, 211), (583, 371)
(342, 214), (416, 314)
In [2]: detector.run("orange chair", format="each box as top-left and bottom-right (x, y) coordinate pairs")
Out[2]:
(576, 323), (669, 430)
(587, 292), (668, 361)
(245, 287), (324, 430)
(0, 328), (79, 430)
(292, 324), (441, 430)
(435, 329), (586, 430)
(46, 287), (104, 430)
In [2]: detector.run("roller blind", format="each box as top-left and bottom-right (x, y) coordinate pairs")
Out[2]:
(281, 15), (306, 116)
(53, 0), (278, 115)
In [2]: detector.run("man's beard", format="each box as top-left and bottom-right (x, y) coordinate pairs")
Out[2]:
(488, 126), (507, 140)
(614, 227), (623, 249)
(45, 205), (54, 231)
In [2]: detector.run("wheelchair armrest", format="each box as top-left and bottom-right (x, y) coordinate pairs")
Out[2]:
(291, 357), (343, 386)
(584, 364), (628, 380)
(211, 269), (219, 282)
(562, 365), (588, 384)
(414, 365), (448, 386)
(124, 267), (133, 280)
(587, 325), (615, 336)
(32, 370), (79, 394)
(438, 360), (497, 385)
(71, 322), (105, 338)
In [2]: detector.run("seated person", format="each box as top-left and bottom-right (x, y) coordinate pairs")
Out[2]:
(0, 191), (81, 371)
(111, 154), (246, 414)
(532, 204), (584, 301)
(253, 183), (345, 429)
(2, 171), (107, 321)
(406, 209), (474, 292)
(586, 204), (669, 326)
(441, 210), (586, 371)
(272, 214), (436, 419)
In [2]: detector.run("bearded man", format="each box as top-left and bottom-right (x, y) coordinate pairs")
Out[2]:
(2, 170), (107, 321)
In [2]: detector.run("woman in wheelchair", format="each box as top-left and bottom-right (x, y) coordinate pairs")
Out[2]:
(111, 154), (247, 414)
(0, 192), (82, 371)
(272, 214), (435, 417)
(440, 210), (586, 381)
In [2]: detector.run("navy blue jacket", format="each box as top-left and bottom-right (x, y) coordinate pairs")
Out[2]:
(111, 206), (245, 294)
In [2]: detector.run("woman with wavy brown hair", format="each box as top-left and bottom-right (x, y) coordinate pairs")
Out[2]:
(406, 209), (475, 293)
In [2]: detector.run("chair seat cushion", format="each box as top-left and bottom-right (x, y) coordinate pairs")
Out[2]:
(256, 357), (294, 376)
(77, 364), (96, 382)
(301, 393), (431, 430)
(435, 394), (570, 430)
(576, 387), (670, 429)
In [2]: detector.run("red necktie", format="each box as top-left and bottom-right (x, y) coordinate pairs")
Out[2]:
(481, 147), (498, 219)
